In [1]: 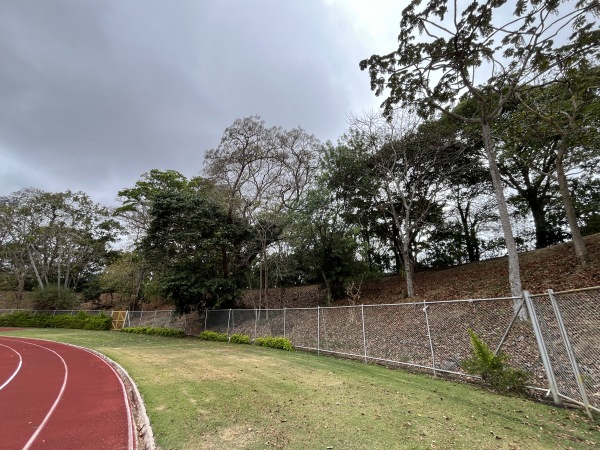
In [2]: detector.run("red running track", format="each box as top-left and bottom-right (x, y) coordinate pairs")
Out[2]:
(0, 336), (136, 450)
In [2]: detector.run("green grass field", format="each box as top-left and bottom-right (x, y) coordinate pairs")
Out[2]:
(4, 329), (599, 449)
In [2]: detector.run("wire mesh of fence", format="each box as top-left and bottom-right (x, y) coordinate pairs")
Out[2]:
(125, 310), (184, 329)
(203, 297), (536, 379)
(528, 288), (600, 415)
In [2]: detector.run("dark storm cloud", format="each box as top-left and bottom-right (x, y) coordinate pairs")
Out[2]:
(0, 0), (376, 205)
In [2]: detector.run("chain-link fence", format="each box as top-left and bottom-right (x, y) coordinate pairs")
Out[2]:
(203, 297), (531, 378)
(525, 287), (599, 418)
(124, 310), (186, 329)
(201, 288), (600, 418)
(2, 287), (597, 417)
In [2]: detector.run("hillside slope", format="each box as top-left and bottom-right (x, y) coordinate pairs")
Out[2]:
(2, 234), (599, 310)
(351, 233), (600, 305)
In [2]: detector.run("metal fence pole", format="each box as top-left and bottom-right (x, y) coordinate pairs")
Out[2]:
(204, 309), (208, 331)
(254, 309), (258, 340)
(523, 291), (562, 405)
(361, 305), (367, 363)
(495, 298), (525, 356)
(154, 310), (158, 327)
(423, 304), (437, 377)
(317, 306), (320, 355)
(548, 289), (593, 419)
(283, 308), (286, 338)
(227, 308), (232, 337)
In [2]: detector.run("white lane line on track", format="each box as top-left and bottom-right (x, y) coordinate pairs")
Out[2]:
(80, 348), (136, 450)
(0, 343), (23, 391)
(0, 339), (69, 450)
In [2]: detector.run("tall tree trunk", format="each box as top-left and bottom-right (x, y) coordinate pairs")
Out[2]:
(321, 270), (332, 305)
(556, 142), (589, 265)
(28, 246), (44, 289)
(458, 202), (479, 262)
(529, 197), (554, 249)
(481, 122), (524, 317)
(402, 237), (414, 298)
(64, 259), (71, 289)
(389, 219), (403, 274)
(402, 199), (414, 298)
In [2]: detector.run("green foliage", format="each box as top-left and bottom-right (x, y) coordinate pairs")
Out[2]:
(292, 187), (367, 301)
(0, 311), (111, 330)
(120, 326), (185, 338)
(81, 276), (104, 302)
(199, 330), (228, 342)
(0, 188), (120, 298)
(32, 285), (80, 310)
(229, 333), (251, 344)
(461, 329), (529, 394)
(142, 187), (253, 313)
(254, 336), (294, 351)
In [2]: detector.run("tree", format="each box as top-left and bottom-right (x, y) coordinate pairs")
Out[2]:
(115, 170), (213, 306)
(346, 111), (467, 297)
(515, 62), (600, 264)
(360, 0), (599, 311)
(452, 94), (563, 249)
(116, 169), (195, 246)
(98, 252), (146, 310)
(293, 188), (363, 302)
(0, 189), (118, 301)
(204, 116), (320, 308)
(142, 187), (255, 313)
(320, 140), (393, 273)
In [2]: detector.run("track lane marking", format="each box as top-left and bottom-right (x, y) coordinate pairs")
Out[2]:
(7, 340), (70, 450)
(0, 343), (23, 391)
(0, 337), (138, 449)
(80, 347), (136, 450)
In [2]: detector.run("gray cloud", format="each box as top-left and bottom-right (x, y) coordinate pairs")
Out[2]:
(0, 0), (378, 205)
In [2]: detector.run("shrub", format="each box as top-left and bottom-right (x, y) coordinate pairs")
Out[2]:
(199, 330), (228, 342)
(0, 311), (111, 330)
(120, 327), (185, 338)
(461, 329), (529, 394)
(254, 336), (294, 351)
(229, 333), (250, 344)
(32, 285), (79, 310)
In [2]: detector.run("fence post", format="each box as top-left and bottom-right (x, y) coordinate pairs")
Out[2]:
(254, 309), (258, 340)
(227, 309), (232, 337)
(548, 289), (593, 419)
(317, 306), (320, 355)
(422, 304), (436, 377)
(361, 305), (367, 363)
(154, 310), (158, 327)
(523, 290), (562, 405)
(204, 309), (208, 331)
(283, 308), (286, 338)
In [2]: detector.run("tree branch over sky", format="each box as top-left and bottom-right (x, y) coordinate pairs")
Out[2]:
(360, 0), (599, 311)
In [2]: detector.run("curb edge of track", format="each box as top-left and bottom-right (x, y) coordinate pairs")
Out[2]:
(62, 343), (157, 450)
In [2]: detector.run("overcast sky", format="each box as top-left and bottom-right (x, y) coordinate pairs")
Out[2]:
(0, 0), (408, 206)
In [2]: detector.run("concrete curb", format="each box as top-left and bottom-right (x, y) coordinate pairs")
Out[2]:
(65, 344), (156, 450)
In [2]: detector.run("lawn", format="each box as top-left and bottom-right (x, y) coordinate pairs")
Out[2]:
(4, 328), (599, 449)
